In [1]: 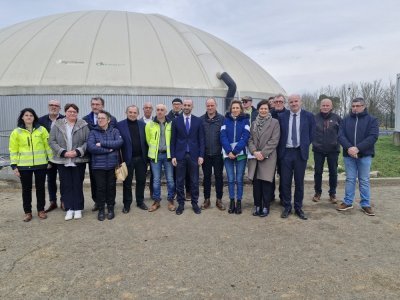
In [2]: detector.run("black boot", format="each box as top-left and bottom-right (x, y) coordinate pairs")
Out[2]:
(97, 208), (105, 221)
(107, 206), (115, 220)
(235, 200), (242, 214)
(228, 199), (235, 214)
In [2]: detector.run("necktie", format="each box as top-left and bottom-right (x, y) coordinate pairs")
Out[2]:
(185, 117), (190, 134)
(292, 114), (297, 147)
(185, 117), (190, 152)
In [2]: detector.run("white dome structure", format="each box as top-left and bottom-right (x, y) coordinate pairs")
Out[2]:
(0, 10), (285, 98)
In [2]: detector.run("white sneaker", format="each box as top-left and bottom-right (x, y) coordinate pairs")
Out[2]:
(65, 210), (74, 221)
(74, 210), (82, 219)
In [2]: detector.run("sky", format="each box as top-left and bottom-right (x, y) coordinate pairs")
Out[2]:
(0, 0), (399, 94)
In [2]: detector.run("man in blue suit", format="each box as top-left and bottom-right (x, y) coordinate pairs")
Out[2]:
(171, 99), (205, 215)
(116, 105), (148, 213)
(278, 94), (315, 220)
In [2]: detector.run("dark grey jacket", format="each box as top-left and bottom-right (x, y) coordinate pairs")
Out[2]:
(312, 112), (341, 153)
(200, 112), (224, 156)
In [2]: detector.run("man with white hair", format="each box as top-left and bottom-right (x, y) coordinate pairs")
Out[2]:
(38, 99), (65, 212)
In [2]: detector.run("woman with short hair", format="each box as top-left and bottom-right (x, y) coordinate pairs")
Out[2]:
(49, 103), (89, 221)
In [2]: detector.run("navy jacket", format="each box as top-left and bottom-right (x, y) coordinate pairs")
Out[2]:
(338, 109), (379, 157)
(87, 126), (123, 170)
(220, 112), (250, 156)
(171, 114), (205, 161)
(38, 114), (65, 132)
(312, 112), (341, 153)
(83, 111), (117, 131)
(200, 112), (224, 156)
(278, 109), (315, 161)
(116, 119), (148, 165)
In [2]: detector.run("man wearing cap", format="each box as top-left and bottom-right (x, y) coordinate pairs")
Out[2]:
(337, 97), (378, 216)
(241, 96), (258, 123)
(38, 99), (65, 212)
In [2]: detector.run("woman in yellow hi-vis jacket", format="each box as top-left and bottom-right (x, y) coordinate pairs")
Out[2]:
(9, 108), (53, 222)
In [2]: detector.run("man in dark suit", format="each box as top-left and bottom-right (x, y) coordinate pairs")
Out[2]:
(171, 99), (205, 215)
(278, 94), (315, 220)
(116, 105), (148, 213)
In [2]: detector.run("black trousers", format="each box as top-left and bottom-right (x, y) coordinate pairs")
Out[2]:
(253, 178), (273, 209)
(202, 154), (224, 199)
(313, 151), (339, 196)
(176, 153), (199, 205)
(19, 168), (47, 213)
(46, 162), (59, 203)
(57, 163), (86, 211)
(93, 169), (116, 208)
(280, 148), (307, 211)
(123, 157), (146, 207)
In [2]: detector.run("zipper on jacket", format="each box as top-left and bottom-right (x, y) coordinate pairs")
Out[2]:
(29, 130), (35, 165)
(233, 120), (237, 143)
(354, 115), (358, 147)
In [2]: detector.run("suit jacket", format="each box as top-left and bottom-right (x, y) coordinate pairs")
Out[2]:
(116, 119), (148, 165)
(171, 114), (205, 162)
(278, 109), (315, 161)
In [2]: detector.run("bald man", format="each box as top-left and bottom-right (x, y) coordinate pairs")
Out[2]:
(312, 99), (341, 204)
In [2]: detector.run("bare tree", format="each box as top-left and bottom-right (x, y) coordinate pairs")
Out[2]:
(360, 80), (384, 118)
(301, 92), (319, 113)
(379, 80), (396, 128)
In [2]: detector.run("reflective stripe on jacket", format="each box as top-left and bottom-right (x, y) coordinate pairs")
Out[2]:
(9, 126), (52, 168)
(145, 118), (172, 163)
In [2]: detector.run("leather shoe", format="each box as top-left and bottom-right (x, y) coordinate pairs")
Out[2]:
(167, 200), (176, 211)
(91, 203), (99, 212)
(23, 213), (32, 222)
(137, 202), (148, 210)
(38, 211), (47, 219)
(201, 198), (211, 209)
(176, 204), (184, 215)
(45, 201), (57, 213)
(192, 203), (201, 214)
(281, 208), (291, 218)
(98, 210), (105, 221)
(216, 199), (226, 211)
(122, 206), (130, 214)
(148, 201), (160, 212)
(295, 209), (308, 220)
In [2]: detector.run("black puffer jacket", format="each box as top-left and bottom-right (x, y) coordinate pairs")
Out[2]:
(312, 112), (341, 153)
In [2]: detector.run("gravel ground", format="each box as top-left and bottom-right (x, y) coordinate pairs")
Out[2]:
(0, 176), (400, 299)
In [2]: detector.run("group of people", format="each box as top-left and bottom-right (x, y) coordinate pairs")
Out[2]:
(9, 93), (379, 222)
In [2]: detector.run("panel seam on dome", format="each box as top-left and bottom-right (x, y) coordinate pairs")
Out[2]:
(125, 11), (133, 85)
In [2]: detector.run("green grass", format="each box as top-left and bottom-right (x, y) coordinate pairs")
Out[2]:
(308, 135), (400, 177)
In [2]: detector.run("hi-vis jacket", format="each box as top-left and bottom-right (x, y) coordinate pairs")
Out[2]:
(9, 125), (53, 170)
(145, 117), (172, 163)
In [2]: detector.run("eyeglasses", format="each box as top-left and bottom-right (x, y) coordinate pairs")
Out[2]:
(49, 104), (60, 107)
(274, 101), (284, 104)
(352, 104), (364, 108)
(66, 111), (77, 114)
(241, 100), (249, 104)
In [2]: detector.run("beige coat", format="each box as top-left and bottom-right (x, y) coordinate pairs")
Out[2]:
(247, 117), (280, 182)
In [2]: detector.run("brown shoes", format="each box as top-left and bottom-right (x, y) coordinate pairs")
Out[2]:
(167, 200), (176, 211)
(337, 202), (353, 211)
(201, 198), (211, 209)
(38, 211), (47, 219)
(362, 206), (375, 216)
(329, 194), (337, 204)
(148, 201), (160, 212)
(216, 199), (226, 211)
(45, 201), (57, 213)
(23, 213), (32, 222)
(312, 193), (321, 202)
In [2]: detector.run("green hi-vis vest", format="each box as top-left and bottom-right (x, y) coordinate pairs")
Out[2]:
(9, 126), (53, 167)
(145, 120), (171, 163)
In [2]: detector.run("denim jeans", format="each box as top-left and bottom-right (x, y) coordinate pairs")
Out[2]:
(313, 151), (339, 196)
(343, 156), (372, 207)
(224, 158), (246, 200)
(150, 152), (175, 201)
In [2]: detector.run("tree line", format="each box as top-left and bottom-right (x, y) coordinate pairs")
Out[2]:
(300, 79), (396, 129)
